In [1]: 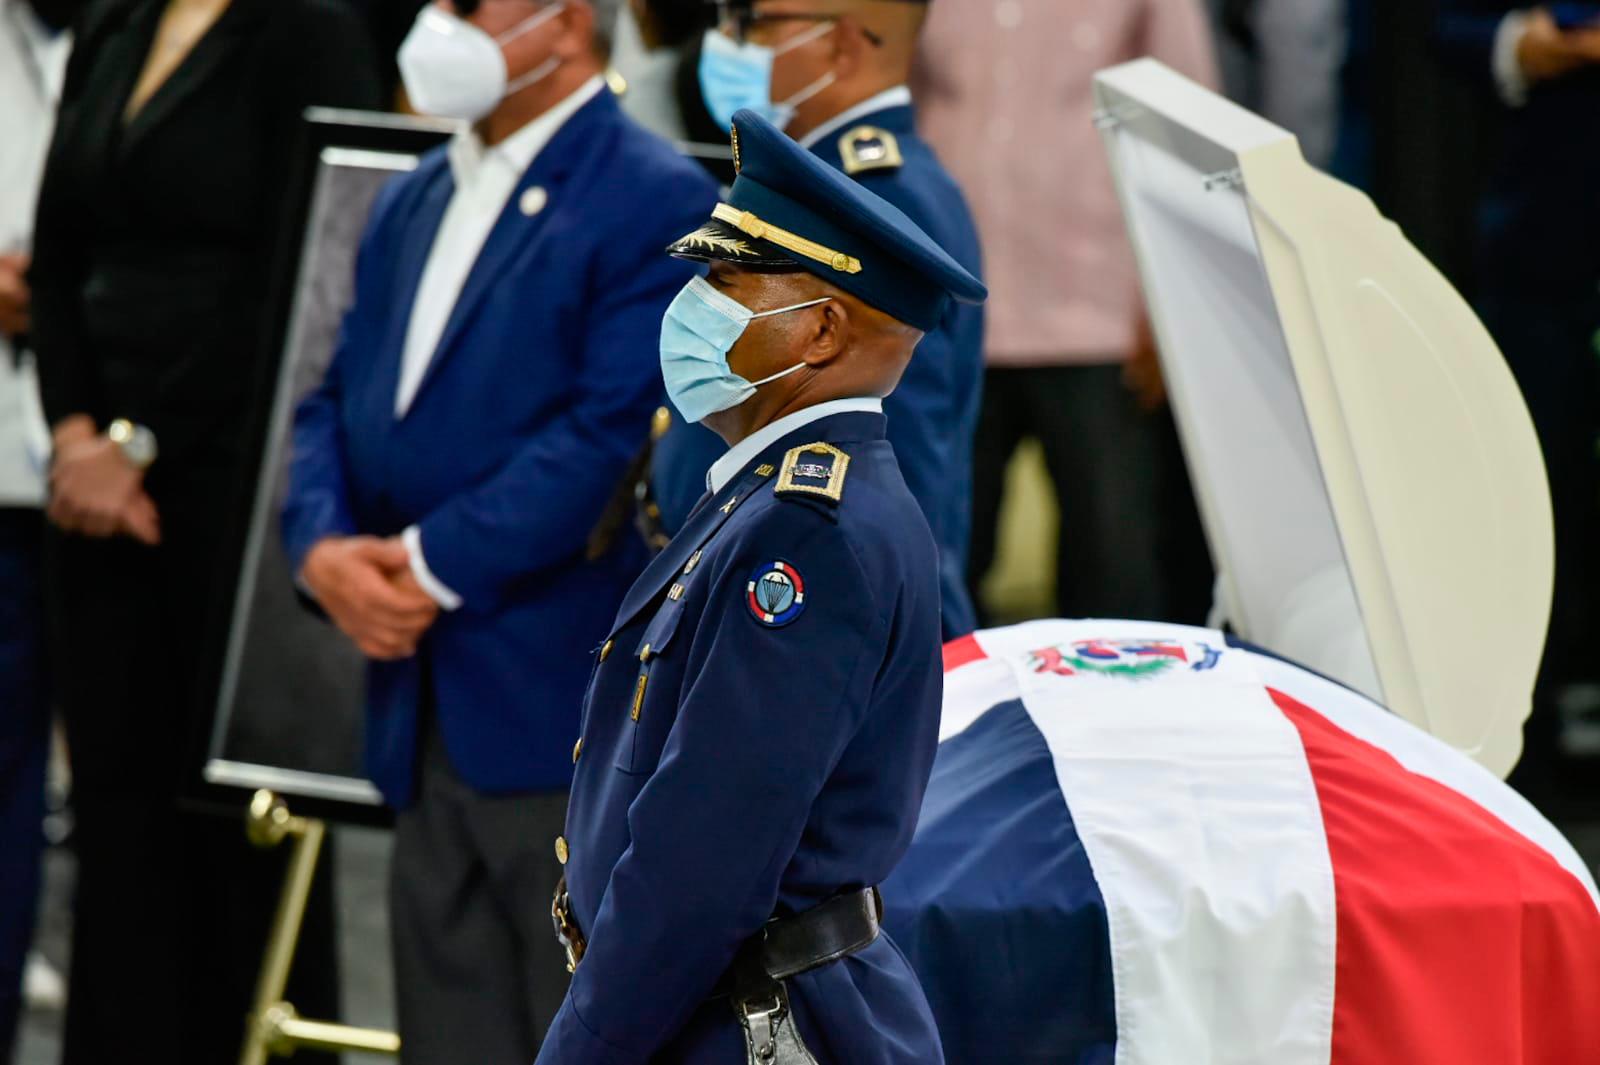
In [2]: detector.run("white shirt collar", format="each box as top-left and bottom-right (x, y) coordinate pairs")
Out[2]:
(707, 397), (883, 495)
(448, 74), (607, 185)
(797, 85), (912, 150)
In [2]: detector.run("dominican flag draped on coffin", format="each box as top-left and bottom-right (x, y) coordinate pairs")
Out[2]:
(883, 620), (1600, 1065)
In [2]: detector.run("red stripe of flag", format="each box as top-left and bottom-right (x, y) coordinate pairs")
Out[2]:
(942, 634), (987, 673)
(1272, 688), (1600, 1065)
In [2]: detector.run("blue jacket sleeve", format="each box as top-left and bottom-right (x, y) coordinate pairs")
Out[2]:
(413, 222), (704, 610)
(1435, 0), (1513, 81)
(881, 309), (978, 638)
(280, 177), (404, 576)
(534, 507), (891, 1064)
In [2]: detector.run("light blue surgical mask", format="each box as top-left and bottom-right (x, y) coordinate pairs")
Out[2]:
(697, 22), (838, 131)
(660, 277), (832, 423)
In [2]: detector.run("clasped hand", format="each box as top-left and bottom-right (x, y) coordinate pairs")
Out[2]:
(1518, 8), (1600, 84)
(47, 418), (161, 544)
(300, 536), (439, 661)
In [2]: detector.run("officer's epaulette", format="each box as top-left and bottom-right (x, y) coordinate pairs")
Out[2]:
(839, 125), (902, 176)
(774, 442), (850, 506)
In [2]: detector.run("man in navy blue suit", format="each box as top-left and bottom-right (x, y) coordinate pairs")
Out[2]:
(538, 110), (985, 1065)
(1435, 2), (1600, 780)
(648, 0), (985, 639)
(282, 0), (716, 1058)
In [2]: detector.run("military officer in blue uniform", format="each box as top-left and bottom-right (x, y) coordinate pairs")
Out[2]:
(535, 110), (985, 1065)
(649, 0), (985, 639)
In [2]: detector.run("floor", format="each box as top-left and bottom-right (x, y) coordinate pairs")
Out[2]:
(17, 826), (398, 1065)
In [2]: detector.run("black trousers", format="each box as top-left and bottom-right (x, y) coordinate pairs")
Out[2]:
(0, 509), (48, 1065)
(44, 484), (339, 1065)
(1478, 287), (1600, 691)
(968, 363), (1212, 625)
(390, 727), (570, 1065)
(1479, 285), (1600, 795)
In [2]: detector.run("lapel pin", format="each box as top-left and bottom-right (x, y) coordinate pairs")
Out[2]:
(520, 186), (549, 217)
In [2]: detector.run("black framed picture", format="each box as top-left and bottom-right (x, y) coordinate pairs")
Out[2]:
(201, 108), (453, 822)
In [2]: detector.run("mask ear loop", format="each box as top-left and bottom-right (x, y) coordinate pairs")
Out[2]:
(746, 361), (810, 389)
(744, 296), (833, 388)
(506, 54), (561, 93)
(749, 295), (832, 319)
(495, 0), (566, 45)
(778, 71), (837, 111)
(497, 1), (567, 94)
(772, 18), (836, 57)
(768, 21), (837, 122)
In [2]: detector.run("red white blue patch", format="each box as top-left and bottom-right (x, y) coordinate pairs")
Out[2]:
(747, 561), (806, 627)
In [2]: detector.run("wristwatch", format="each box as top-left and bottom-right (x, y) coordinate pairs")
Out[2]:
(107, 418), (158, 470)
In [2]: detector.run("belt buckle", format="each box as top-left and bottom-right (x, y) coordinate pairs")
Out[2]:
(550, 879), (586, 973)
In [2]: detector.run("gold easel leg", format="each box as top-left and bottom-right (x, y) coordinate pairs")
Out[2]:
(238, 790), (401, 1064)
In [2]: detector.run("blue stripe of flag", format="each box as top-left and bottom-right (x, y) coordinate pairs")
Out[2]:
(883, 698), (1116, 1064)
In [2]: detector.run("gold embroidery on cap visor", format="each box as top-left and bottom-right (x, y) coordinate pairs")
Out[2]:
(711, 204), (863, 275)
(675, 224), (757, 259)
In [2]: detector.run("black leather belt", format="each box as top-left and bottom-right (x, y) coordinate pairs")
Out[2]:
(551, 882), (882, 995)
(711, 887), (883, 1000)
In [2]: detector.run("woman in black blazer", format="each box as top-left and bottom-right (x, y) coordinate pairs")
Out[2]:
(28, 0), (380, 1060)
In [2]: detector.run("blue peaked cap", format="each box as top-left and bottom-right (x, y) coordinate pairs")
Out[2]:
(666, 109), (987, 332)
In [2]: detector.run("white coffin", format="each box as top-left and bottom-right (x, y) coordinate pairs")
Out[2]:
(1092, 59), (1552, 776)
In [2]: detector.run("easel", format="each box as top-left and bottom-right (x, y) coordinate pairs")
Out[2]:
(239, 790), (401, 1064)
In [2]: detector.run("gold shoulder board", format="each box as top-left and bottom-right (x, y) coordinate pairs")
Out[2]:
(839, 126), (903, 176)
(775, 442), (850, 504)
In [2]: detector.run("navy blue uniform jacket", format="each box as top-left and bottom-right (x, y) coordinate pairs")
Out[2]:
(1435, 1), (1600, 295)
(537, 410), (946, 1064)
(650, 101), (986, 639)
(282, 90), (718, 806)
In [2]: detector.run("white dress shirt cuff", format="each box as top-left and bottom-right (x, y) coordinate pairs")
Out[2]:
(402, 525), (464, 611)
(1492, 11), (1532, 108)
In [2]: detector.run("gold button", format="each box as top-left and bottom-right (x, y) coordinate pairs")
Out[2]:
(599, 639), (613, 662)
(572, 737), (583, 763)
(555, 836), (569, 865)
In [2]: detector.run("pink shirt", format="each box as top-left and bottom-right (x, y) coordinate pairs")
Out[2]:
(913, 0), (1218, 366)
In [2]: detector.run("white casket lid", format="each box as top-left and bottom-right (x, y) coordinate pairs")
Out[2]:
(1092, 59), (1552, 776)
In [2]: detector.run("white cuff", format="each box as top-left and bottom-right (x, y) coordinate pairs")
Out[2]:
(402, 525), (463, 611)
(1492, 11), (1532, 108)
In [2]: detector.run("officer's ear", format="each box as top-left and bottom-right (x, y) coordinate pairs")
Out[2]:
(798, 299), (849, 370)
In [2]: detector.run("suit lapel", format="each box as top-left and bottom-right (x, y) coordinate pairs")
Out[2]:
(377, 164), (455, 404)
(406, 92), (615, 412)
(118, 0), (262, 158)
